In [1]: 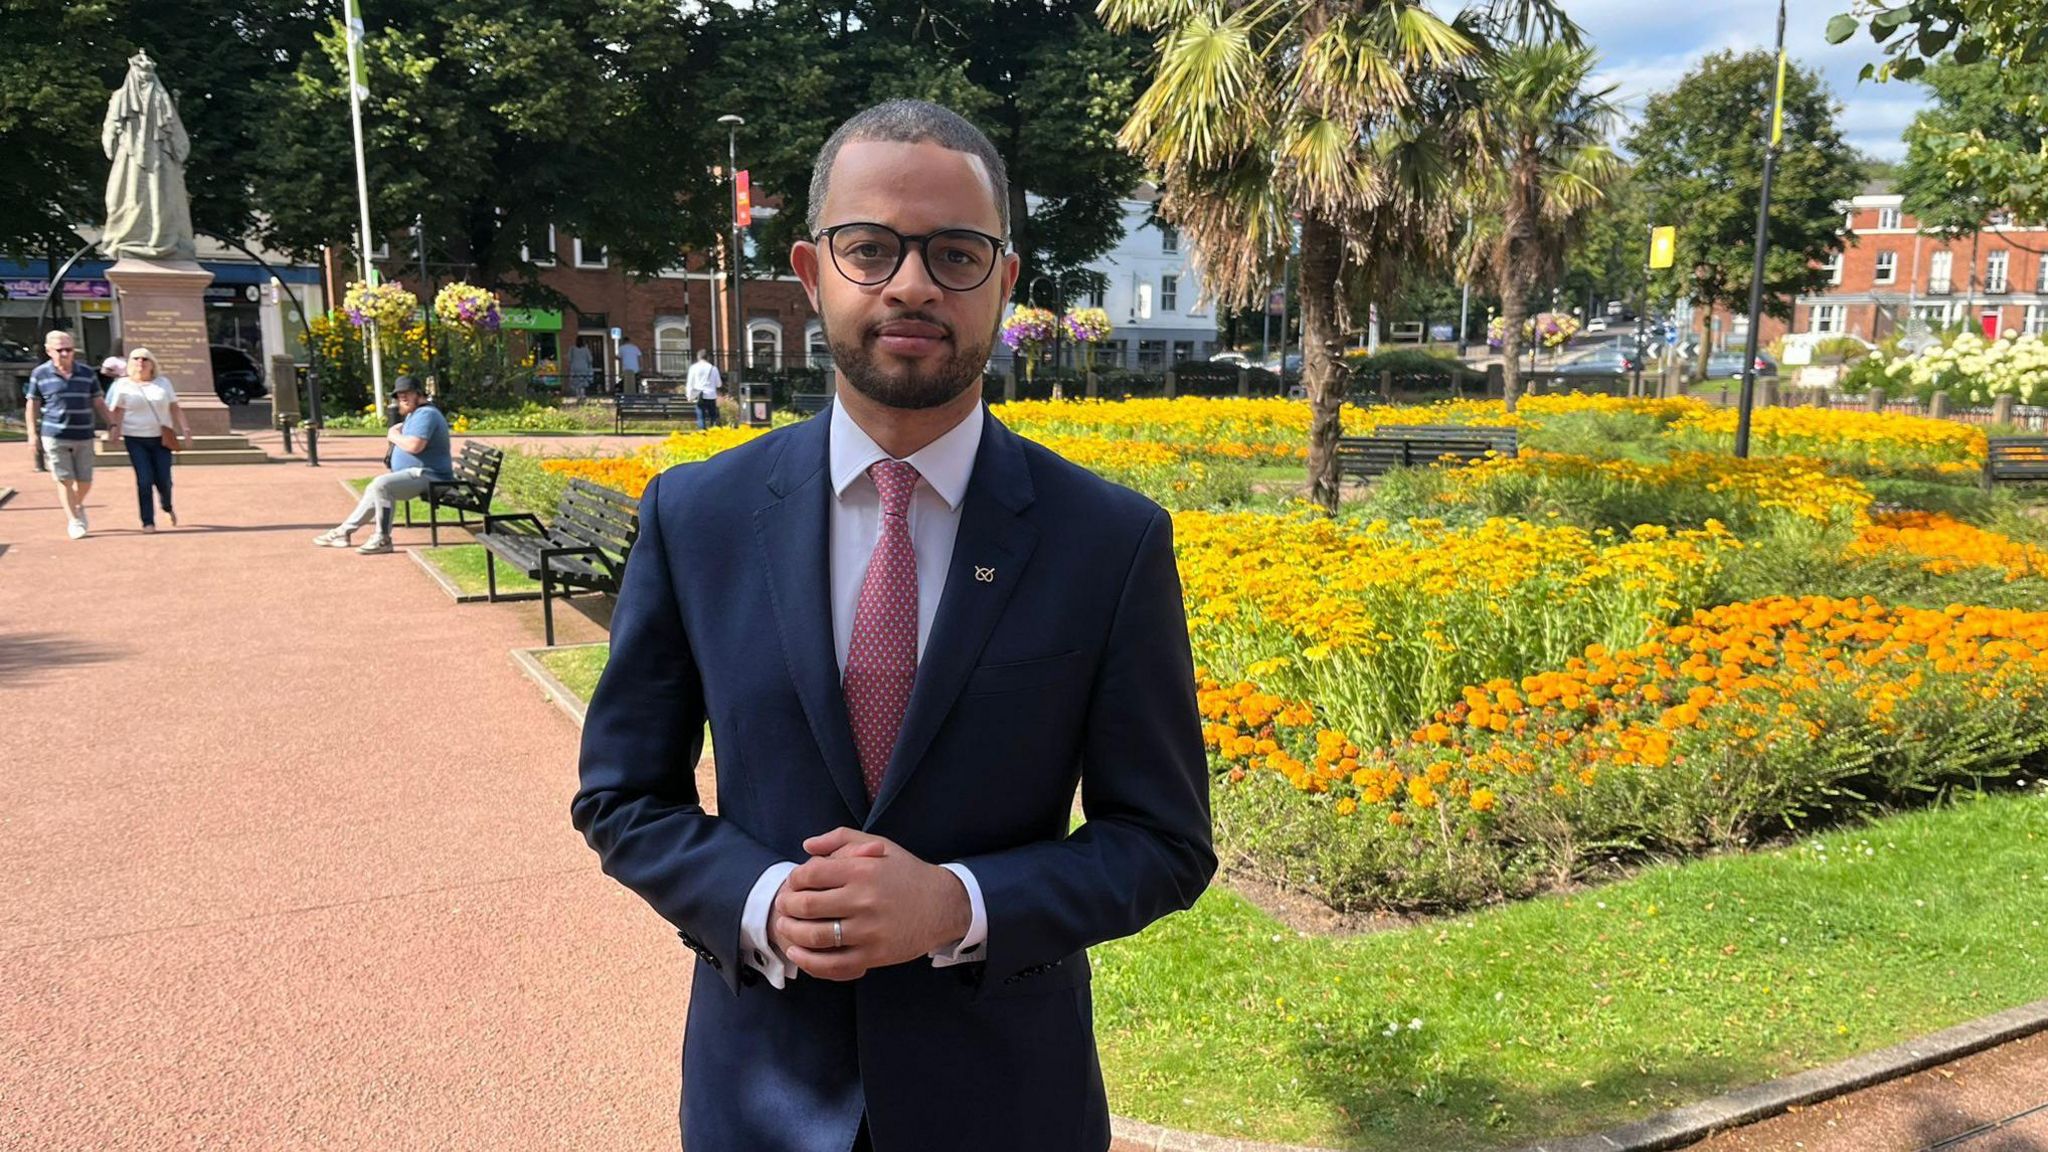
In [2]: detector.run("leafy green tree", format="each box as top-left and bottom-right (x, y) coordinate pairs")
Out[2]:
(249, 0), (716, 286)
(1626, 50), (1863, 379)
(1463, 42), (1621, 410)
(1827, 3), (2047, 80)
(0, 0), (313, 257)
(1897, 56), (2048, 233)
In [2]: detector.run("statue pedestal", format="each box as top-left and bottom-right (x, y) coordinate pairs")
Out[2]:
(106, 258), (231, 436)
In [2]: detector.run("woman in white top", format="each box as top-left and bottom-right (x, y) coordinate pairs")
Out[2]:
(102, 346), (190, 532)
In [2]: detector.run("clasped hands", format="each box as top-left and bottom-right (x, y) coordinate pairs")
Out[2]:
(768, 828), (971, 982)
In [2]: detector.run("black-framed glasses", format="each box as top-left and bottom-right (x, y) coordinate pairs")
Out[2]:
(816, 222), (1006, 292)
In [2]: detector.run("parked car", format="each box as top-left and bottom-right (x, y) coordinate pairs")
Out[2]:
(1702, 350), (1778, 379)
(1209, 350), (1252, 366)
(0, 337), (36, 365)
(1553, 342), (1642, 376)
(1585, 316), (1609, 333)
(210, 344), (269, 405)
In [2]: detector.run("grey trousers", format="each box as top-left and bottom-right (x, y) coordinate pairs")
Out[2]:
(342, 467), (433, 536)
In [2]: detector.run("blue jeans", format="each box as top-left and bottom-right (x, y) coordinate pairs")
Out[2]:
(696, 398), (719, 429)
(122, 435), (174, 527)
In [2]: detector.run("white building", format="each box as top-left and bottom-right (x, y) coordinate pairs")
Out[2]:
(1015, 188), (1217, 371)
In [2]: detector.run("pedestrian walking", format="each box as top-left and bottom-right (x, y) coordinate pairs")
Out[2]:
(685, 348), (722, 429)
(619, 336), (643, 394)
(23, 330), (115, 539)
(311, 375), (452, 555)
(102, 347), (189, 532)
(568, 342), (593, 399)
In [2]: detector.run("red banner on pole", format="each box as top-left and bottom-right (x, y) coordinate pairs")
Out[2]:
(735, 170), (752, 227)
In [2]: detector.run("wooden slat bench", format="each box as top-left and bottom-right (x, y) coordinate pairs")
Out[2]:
(401, 441), (504, 545)
(1985, 437), (2048, 490)
(615, 394), (698, 433)
(1337, 425), (1518, 486)
(790, 392), (833, 416)
(474, 479), (640, 646)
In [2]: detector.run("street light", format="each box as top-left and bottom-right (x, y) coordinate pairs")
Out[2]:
(718, 114), (745, 394)
(1734, 0), (1789, 459)
(1029, 271), (1067, 387)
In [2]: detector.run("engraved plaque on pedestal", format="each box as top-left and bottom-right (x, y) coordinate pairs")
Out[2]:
(106, 257), (231, 436)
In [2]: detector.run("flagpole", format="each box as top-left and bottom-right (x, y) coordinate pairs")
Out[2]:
(343, 0), (386, 417)
(1734, 0), (1787, 459)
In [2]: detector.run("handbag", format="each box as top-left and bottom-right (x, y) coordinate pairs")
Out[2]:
(146, 389), (183, 453)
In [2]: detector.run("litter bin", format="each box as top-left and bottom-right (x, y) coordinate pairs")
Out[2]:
(740, 381), (774, 427)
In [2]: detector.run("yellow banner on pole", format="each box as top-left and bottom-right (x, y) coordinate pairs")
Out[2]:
(1648, 226), (1676, 270)
(1771, 51), (1788, 147)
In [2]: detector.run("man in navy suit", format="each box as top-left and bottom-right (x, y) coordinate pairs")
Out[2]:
(573, 99), (1215, 1152)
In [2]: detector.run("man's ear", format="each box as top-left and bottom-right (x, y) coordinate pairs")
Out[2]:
(998, 250), (1021, 306)
(792, 241), (822, 312)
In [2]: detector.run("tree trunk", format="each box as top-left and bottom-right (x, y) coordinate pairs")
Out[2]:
(1498, 281), (1526, 414)
(1299, 214), (1347, 515)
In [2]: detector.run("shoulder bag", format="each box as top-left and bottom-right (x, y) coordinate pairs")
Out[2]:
(146, 389), (184, 453)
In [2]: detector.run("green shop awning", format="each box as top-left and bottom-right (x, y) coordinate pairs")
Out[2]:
(500, 307), (563, 332)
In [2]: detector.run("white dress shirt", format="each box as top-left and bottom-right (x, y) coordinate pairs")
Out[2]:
(738, 398), (990, 988)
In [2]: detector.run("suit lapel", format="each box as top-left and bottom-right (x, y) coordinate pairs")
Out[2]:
(753, 417), (870, 822)
(868, 412), (1038, 825)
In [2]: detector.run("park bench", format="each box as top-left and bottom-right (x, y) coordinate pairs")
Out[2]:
(790, 391), (833, 416)
(615, 394), (697, 433)
(1336, 424), (1518, 487)
(1985, 437), (2048, 490)
(474, 479), (640, 646)
(399, 441), (504, 546)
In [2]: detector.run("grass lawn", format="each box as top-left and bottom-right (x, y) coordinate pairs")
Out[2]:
(536, 643), (607, 701)
(415, 544), (540, 597)
(1095, 789), (2047, 1149)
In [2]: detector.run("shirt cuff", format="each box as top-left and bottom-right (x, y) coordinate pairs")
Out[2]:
(740, 860), (800, 989)
(930, 862), (987, 967)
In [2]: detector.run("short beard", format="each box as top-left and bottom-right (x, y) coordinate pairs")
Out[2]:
(822, 310), (995, 411)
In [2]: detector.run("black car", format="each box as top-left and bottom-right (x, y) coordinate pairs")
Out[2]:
(210, 344), (268, 405)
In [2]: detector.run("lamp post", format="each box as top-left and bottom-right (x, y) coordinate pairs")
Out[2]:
(1734, 0), (1788, 459)
(342, 0), (386, 418)
(413, 213), (433, 388)
(719, 114), (745, 393)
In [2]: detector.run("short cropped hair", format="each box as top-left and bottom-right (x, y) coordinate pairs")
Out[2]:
(807, 100), (1009, 239)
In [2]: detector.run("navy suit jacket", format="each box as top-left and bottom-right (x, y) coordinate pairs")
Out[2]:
(572, 403), (1215, 1152)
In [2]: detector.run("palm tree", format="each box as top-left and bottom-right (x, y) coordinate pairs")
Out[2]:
(1102, 0), (1577, 513)
(1463, 42), (1622, 412)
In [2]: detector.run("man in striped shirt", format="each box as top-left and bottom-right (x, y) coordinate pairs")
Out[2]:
(24, 329), (115, 539)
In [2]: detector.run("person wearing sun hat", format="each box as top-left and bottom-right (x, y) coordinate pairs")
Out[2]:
(313, 374), (452, 554)
(102, 346), (190, 532)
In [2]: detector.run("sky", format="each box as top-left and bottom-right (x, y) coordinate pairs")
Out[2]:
(1570, 0), (1928, 162)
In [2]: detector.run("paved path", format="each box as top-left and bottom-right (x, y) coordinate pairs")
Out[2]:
(0, 431), (682, 1150)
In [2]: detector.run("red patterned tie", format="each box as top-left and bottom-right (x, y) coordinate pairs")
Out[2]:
(844, 459), (921, 800)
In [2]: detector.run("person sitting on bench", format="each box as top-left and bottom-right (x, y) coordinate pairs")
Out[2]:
(312, 375), (452, 555)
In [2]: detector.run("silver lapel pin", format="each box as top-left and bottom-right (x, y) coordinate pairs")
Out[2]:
(974, 566), (996, 583)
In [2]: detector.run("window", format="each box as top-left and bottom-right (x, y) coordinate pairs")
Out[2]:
(1822, 252), (1843, 285)
(1912, 302), (1952, 327)
(654, 318), (690, 375)
(1877, 207), (1902, 230)
(1810, 304), (1846, 334)
(747, 319), (782, 369)
(1874, 251), (1897, 284)
(805, 321), (831, 370)
(573, 238), (607, 268)
(1172, 340), (1195, 363)
(1087, 284), (1105, 308)
(2037, 258), (2048, 293)
(1160, 274), (1178, 312)
(1101, 339), (1126, 368)
(1929, 251), (1953, 294)
(1160, 224), (1179, 254)
(1987, 250), (2010, 293)
(368, 238), (390, 261)
(2028, 304), (2048, 336)
(522, 225), (557, 266)
(1136, 339), (1166, 370)
(1989, 210), (2013, 227)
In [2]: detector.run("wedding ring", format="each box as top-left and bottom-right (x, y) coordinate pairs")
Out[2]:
(832, 919), (845, 948)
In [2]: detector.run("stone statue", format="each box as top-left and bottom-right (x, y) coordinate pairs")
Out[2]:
(101, 51), (196, 261)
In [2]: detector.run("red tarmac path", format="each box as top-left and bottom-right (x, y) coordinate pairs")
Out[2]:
(1, 430), (685, 1150)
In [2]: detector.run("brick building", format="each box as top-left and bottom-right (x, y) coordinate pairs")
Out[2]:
(1788, 188), (2048, 345)
(367, 218), (824, 390)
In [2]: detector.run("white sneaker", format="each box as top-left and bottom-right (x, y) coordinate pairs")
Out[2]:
(66, 519), (86, 540)
(78, 509), (89, 532)
(313, 527), (355, 548)
(355, 535), (394, 555)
